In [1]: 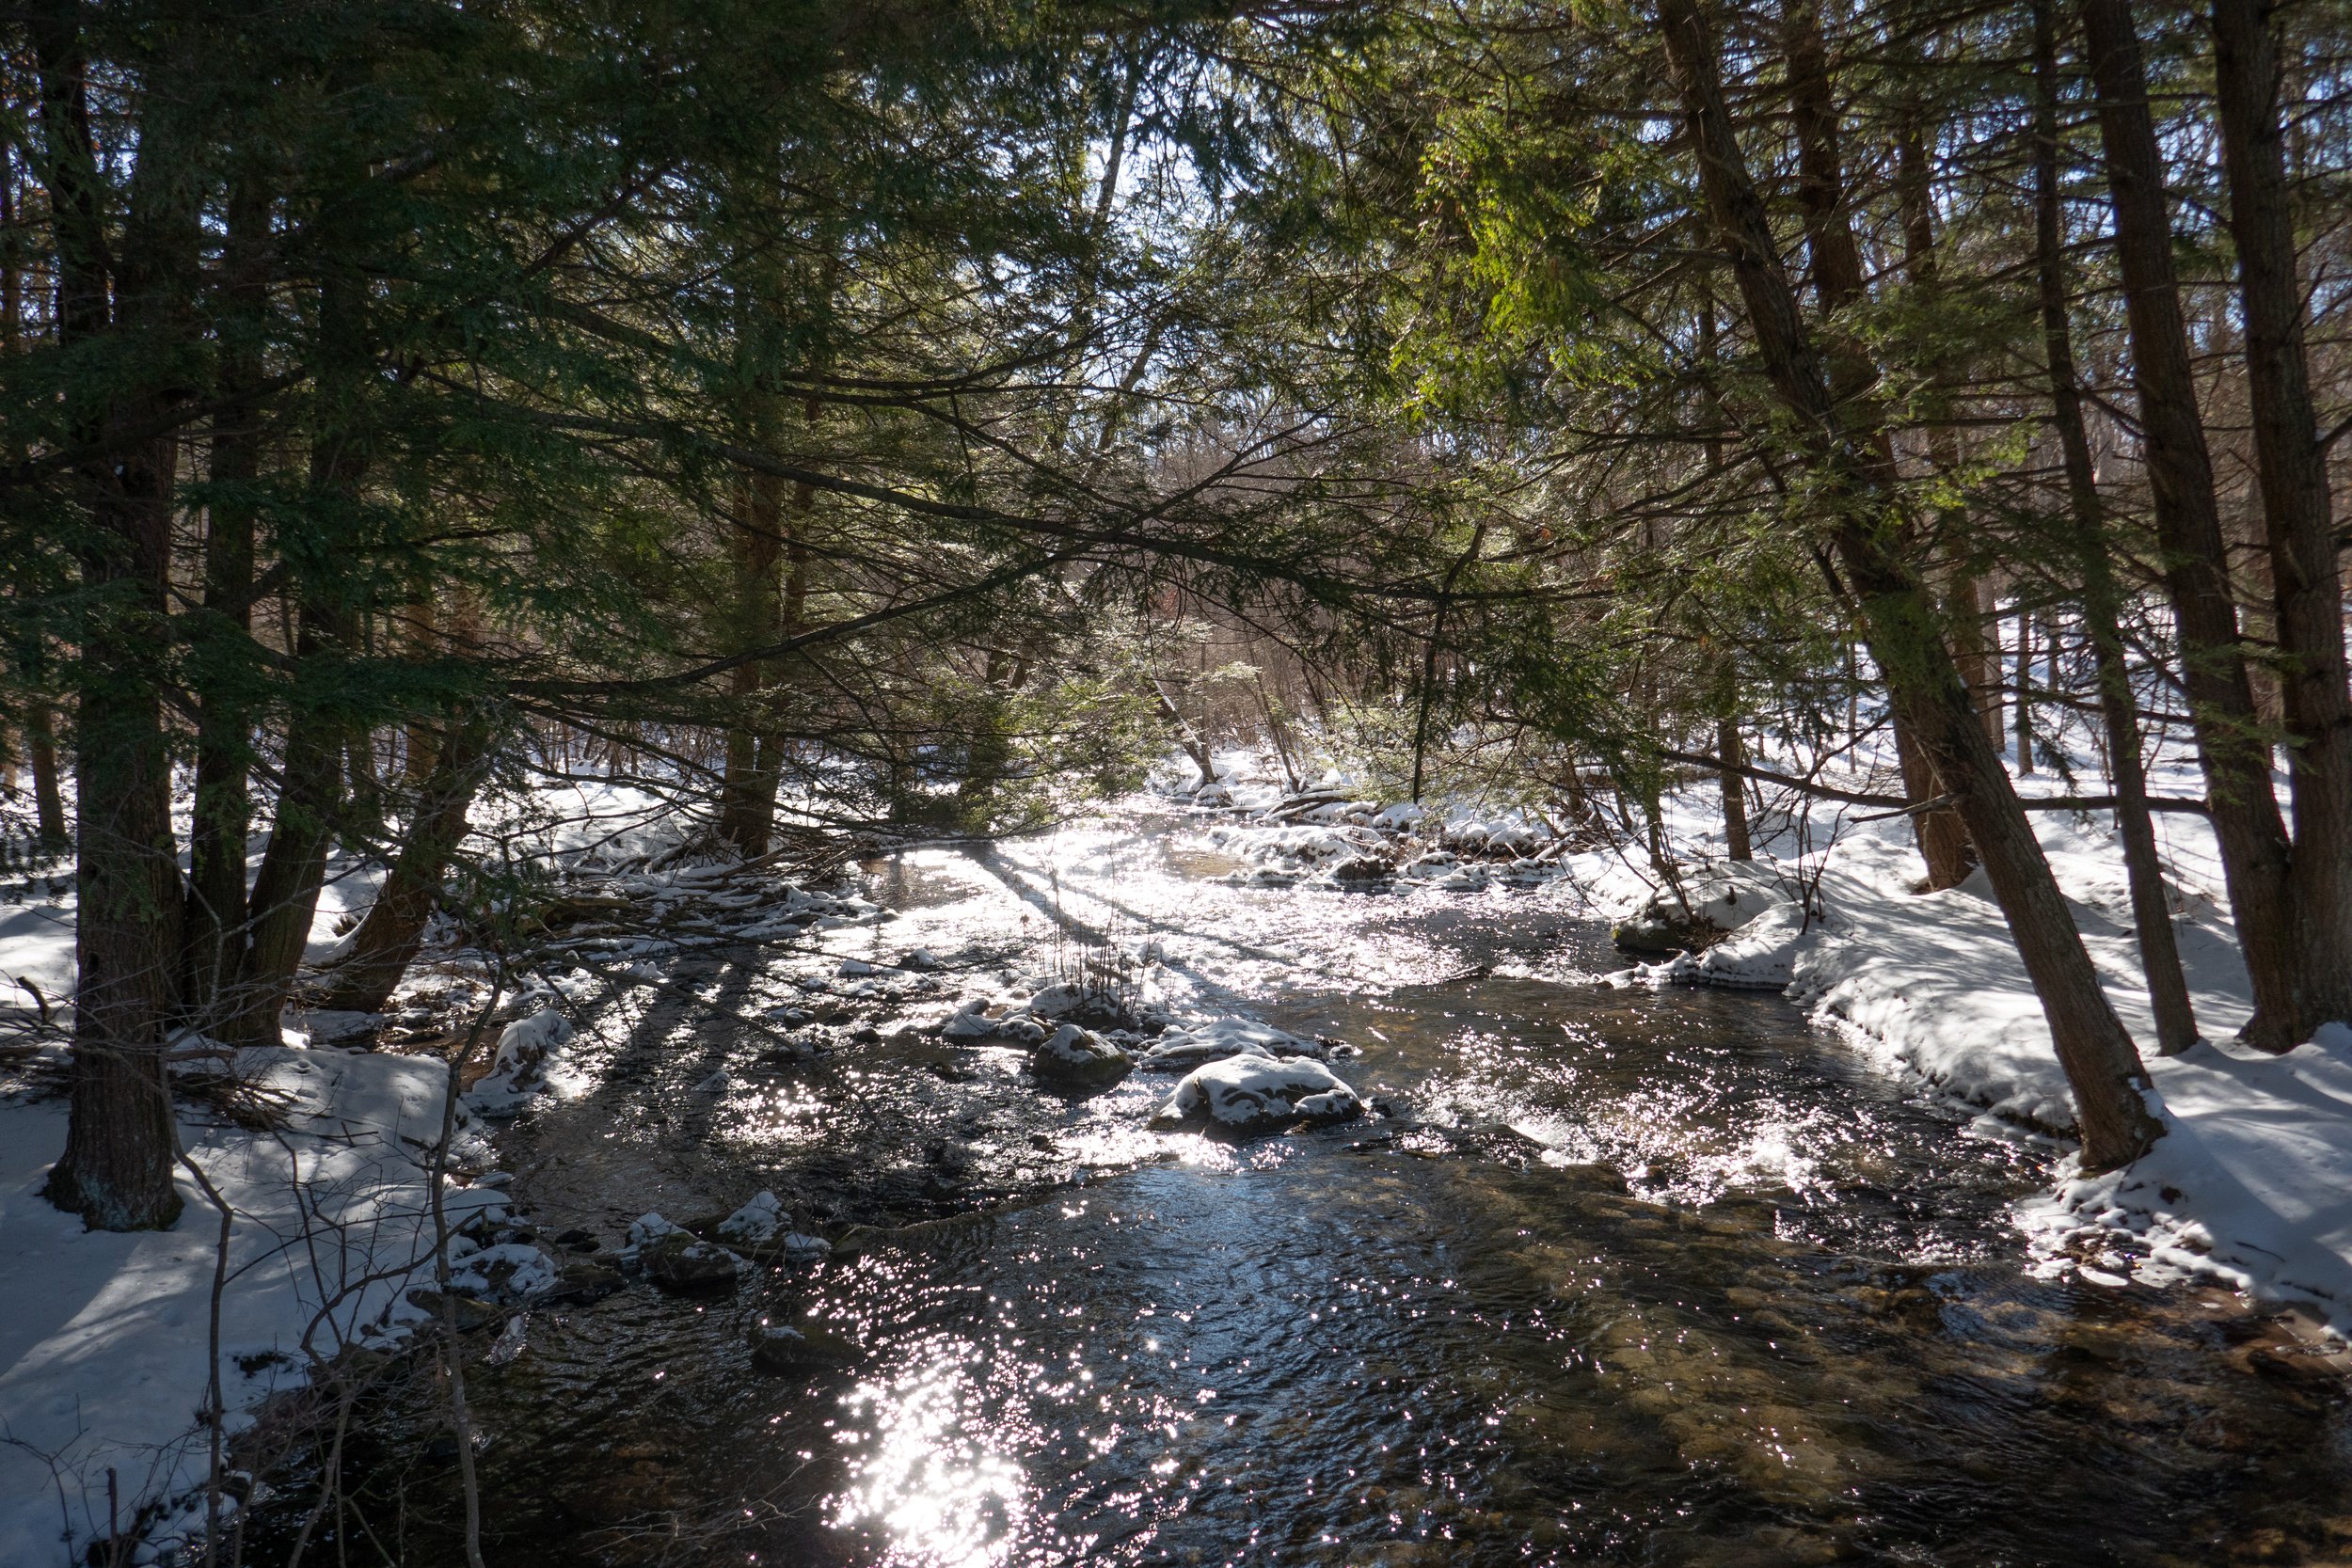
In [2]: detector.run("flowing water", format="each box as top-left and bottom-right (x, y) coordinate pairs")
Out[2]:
(246, 814), (2352, 1567)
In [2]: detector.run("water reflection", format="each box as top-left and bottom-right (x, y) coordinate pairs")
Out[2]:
(832, 1341), (1028, 1567)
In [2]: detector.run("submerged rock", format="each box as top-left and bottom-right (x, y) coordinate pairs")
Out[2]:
(746, 1320), (861, 1374)
(1151, 1053), (1362, 1134)
(545, 1261), (626, 1305)
(1031, 1023), (1133, 1086)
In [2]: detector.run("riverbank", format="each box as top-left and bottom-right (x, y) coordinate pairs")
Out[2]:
(1184, 748), (2352, 1338)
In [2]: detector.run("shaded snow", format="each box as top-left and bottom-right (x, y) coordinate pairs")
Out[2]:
(0, 1050), (507, 1564)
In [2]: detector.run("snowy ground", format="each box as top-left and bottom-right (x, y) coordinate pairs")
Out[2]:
(0, 1050), (508, 1565)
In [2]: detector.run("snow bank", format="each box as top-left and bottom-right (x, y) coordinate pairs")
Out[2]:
(1586, 776), (2352, 1332)
(0, 1049), (508, 1565)
(2016, 1025), (2352, 1334)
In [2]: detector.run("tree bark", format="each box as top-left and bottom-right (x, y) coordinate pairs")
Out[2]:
(1716, 716), (1754, 861)
(2015, 608), (2036, 772)
(2031, 0), (2198, 1053)
(215, 611), (346, 1049)
(1781, 0), (1974, 888)
(718, 461), (787, 856)
(36, 0), (199, 1227)
(2211, 0), (2352, 1033)
(182, 166), (272, 1018)
(2079, 0), (2302, 1051)
(1894, 108), (2000, 752)
(1661, 0), (2161, 1168)
(318, 715), (490, 1013)
(215, 233), (373, 1048)
(26, 700), (69, 848)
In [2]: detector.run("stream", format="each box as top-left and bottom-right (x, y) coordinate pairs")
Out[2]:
(246, 812), (2352, 1567)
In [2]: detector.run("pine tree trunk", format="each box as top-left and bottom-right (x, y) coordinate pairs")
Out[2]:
(2211, 0), (2352, 1034)
(217, 612), (346, 1050)
(1716, 717), (1754, 861)
(2079, 0), (2302, 1052)
(1894, 110), (2000, 753)
(2030, 0), (2199, 1053)
(318, 717), (489, 1014)
(2015, 610), (2036, 773)
(26, 700), (68, 848)
(182, 166), (271, 1019)
(718, 463), (787, 856)
(1781, 0), (1974, 887)
(1661, 0), (2161, 1168)
(37, 0), (197, 1227)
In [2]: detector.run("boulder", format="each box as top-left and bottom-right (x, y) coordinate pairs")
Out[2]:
(1611, 869), (1786, 957)
(405, 1289), (503, 1333)
(1030, 1023), (1133, 1087)
(1151, 1053), (1362, 1134)
(716, 1191), (786, 1245)
(444, 1242), (558, 1304)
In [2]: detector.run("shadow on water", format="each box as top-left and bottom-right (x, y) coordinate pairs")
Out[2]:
(243, 821), (2352, 1568)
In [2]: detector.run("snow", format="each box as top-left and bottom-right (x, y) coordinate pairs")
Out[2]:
(0, 1049), (508, 1565)
(2016, 1025), (2352, 1323)
(1152, 1053), (1363, 1132)
(1135, 1017), (1326, 1071)
(717, 1192), (786, 1244)
(465, 1005), (580, 1116)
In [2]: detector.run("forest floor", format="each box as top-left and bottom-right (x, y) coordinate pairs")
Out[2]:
(2, 744), (2350, 1563)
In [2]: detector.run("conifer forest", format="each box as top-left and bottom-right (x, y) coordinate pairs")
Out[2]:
(3, 1), (2351, 1563)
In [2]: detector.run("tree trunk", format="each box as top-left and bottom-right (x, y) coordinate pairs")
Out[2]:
(2079, 0), (2302, 1052)
(36, 0), (198, 1227)
(318, 716), (490, 1014)
(1894, 108), (2000, 753)
(216, 612), (346, 1050)
(182, 166), (271, 1018)
(2030, 0), (2198, 1053)
(216, 231), (372, 1048)
(26, 700), (68, 848)
(2211, 0), (2352, 1033)
(1716, 716), (1754, 861)
(718, 461), (787, 856)
(2014, 608), (2036, 773)
(1661, 0), (2161, 1168)
(1781, 0), (1974, 887)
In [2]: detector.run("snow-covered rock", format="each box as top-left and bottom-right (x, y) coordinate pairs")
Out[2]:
(640, 1231), (751, 1291)
(445, 1242), (558, 1304)
(468, 1006), (578, 1114)
(717, 1191), (786, 1244)
(625, 1211), (681, 1251)
(1610, 864), (1787, 955)
(1151, 1053), (1363, 1133)
(941, 999), (999, 1040)
(1030, 1023), (1132, 1086)
(1136, 1017), (1324, 1072)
